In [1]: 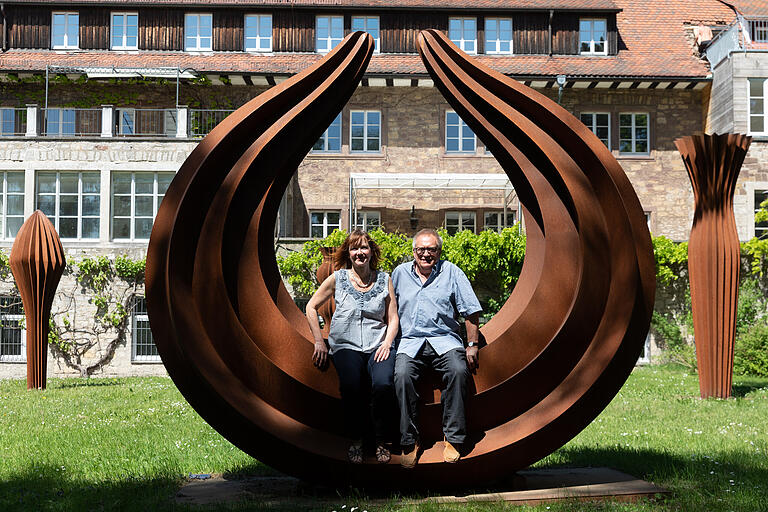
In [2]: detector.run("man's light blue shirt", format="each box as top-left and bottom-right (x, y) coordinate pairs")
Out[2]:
(392, 259), (482, 358)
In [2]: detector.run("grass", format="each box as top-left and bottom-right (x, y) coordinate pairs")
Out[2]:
(0, 366), (766, 511)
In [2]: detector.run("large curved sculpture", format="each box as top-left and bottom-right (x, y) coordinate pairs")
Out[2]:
(9, 210), (66, 390)
(146, 30), (655, 487)
(676, 133), (751, 399)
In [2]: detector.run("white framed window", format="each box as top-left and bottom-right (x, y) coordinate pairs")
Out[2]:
(755, 190), (768, 239)
(351, 16), (379, 53)
(350, 110), (381, 153)
(245, 14), (272, 52)
(449, 17), (477, 54)
(112, 171), (173, 240)
(310, 210), (341, 238)
(52, 12), (79, 49)
(1, 171), (24, 239)
(749, 78), (768, 135)
(485, 18), (512, 54)
(0, 295), (25, 363)
(355, 211), (380, 231)
(579, 18), (607, 55)
(484, 211), (516, 232)
(580, 112), (610, 149)
(312, 113), (342, 153)
(111, 12), (138, 50)
(446, 211), (476, 234)
(36, 171), (100, 239)
(132, 297), (161, 362)
(644, 211), (652, 233)
(185, 13), (212, 51)
(316, 15), (343, 53)
(446, 111), (476, 153)
(618, 113), (649, 155)
(751, 20), (768, 43)
(46, 108), (76, 136)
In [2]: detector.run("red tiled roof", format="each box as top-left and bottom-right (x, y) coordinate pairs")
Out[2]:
(0, 0), (741, 79)
(3, 0), (620, 9)
(730, 0), (768, 17)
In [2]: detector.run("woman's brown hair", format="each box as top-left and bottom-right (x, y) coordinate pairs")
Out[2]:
(332, 230), (381, 270)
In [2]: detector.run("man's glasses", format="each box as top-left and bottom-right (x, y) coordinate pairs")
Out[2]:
(414, 246), (439, 255)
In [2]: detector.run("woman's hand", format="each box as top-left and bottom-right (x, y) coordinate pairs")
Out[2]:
(373, 342), (392, 363)
(312, 340), (329, 369)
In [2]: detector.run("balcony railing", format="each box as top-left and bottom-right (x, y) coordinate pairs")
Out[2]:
(188, 109), (234, 137)
(706, 22), (741, 68)
(6, 105), (235, 139)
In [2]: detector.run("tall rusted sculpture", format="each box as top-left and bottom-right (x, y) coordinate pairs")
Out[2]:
(9, 211), (66, 390)
(146, 30), (654, 487)
(676, 133), (751, 399)
(316, 247), (339, 337)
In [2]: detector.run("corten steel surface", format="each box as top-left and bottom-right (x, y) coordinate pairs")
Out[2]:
(676, 133), (751, 399)
(9, 211), (66, 390)
(316, 247), (339, 337)
(146, 30), (655, 487)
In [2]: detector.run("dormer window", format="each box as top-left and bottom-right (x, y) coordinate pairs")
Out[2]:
(485, 18), (512, 55)
(316, 15), (343, 53)
(579, 18), (607, 55)
(351, 16), (380, 53)
(52, 12), (79, 49)
(185, 13), (212, 51)
(448, 17), (477, 54)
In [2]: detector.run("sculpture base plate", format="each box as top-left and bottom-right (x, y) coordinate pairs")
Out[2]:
(175, 467), (667, 507)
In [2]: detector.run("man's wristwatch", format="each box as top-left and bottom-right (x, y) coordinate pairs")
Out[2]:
(466, 341), (477, 348)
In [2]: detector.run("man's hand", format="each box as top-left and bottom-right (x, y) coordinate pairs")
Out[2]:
(312, 340), (329, 369)
(466, 345), (479, 372)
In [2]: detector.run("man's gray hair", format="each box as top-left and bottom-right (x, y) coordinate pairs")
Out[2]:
(412, 228), (443, 250)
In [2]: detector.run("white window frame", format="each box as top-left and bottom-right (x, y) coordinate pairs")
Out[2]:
(580, 112), (611, 150)
(448, 17), (477, 54)
(445, 111), (476, 153)
(618, 112), (650, 155)
(316, 15), (344, 53)
(35, 171), (100, 240)
(111, 171), (173, 241)
(484, 18), (512, 55)
(45, 108), (76, 136)
(350, 110), (381, 153)
(355, 210), (381, 231)
(755, 189), (768, 240)
(445, 211), (476, 234)
(1, 108), (16, 135)
(244, 14), (272, 52)
(111, 12), (138, 50)
(1, 171), (25, 240)
(351, 16), (380, 53)
(484, 211), (516, 232)
(748, 78), (768, 135)
(185, 13), (213, 51)
(52, 12), (79, 49)
(312, 112), (342, 153)
(0, 296), (25, 363)
(579, 18), (607, 55)
(132, 297), (161, 362)
(309, 210), (342, 238)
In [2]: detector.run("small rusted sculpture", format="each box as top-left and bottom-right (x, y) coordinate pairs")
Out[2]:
(9, 211), (66, 390)
(146, 30), (654, 487)
(676, 133), (751, 399)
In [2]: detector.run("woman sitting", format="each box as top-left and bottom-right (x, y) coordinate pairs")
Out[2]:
(305, 230), (399, 464)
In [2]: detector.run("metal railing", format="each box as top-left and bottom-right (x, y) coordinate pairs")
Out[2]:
(705, 21), (741, 68)
(188, 109), (234, 137)
(0, 108), (27, 136)
(115, 108), (178, 137)
(39, 108), (102, 137)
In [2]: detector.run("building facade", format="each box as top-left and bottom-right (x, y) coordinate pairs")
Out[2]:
(0, 0), (761, 377)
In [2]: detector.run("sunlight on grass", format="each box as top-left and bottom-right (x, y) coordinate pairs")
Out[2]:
(0, 366), (766, 511)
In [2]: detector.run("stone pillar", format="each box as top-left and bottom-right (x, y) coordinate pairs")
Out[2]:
(25, 104), (37, 137)
(101, 105), (114, 137)
(176, 106), (188, 138)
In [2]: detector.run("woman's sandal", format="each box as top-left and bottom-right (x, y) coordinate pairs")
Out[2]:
(375, 444), (391, 464)
(348, 443), (364, 464)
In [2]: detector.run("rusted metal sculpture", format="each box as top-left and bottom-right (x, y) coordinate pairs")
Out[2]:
(676, 133), (751, 399)
(146, 30), (654, 487)
(316, 247), (339, 337)
(9, 211), (66, 390)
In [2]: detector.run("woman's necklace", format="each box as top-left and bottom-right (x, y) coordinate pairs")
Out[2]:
(349, 269), (374, 290)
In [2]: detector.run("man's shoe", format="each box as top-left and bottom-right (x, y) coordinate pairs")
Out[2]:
(443, 439), (460, 463)
(400, 443), (420, 468)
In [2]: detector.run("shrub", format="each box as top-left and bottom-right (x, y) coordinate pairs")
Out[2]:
(734, 322), (768, 377)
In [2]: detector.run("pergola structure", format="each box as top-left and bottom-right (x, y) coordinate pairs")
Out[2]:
(348, 172), (517, 230)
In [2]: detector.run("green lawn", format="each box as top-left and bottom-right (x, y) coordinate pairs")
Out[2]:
(0, 366), (766, 511)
